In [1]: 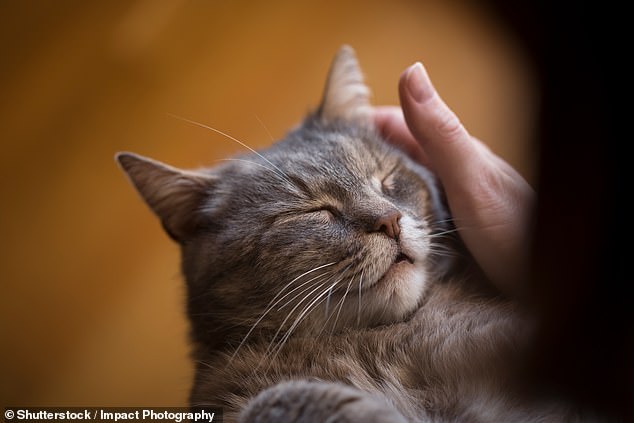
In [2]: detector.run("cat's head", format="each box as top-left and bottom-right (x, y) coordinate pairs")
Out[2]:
(117, 46), (457, 349)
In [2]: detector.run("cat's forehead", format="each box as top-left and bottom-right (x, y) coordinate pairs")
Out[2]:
(212, 123), (409, 210)
(275, 128), (391, 177)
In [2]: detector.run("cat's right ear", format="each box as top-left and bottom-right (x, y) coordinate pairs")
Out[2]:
(116, 152), (213, 242)
(317, 45), (372, 124)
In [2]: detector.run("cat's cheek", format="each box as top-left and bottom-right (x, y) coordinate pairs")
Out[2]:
(398, 215), (431, 263)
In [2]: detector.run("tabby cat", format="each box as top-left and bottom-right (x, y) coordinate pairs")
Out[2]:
(117, 47), (576, 422)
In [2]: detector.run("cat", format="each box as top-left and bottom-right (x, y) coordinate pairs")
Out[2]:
(117, 46), (580, 422)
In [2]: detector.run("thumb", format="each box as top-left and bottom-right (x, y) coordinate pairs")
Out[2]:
(398, 63), (486, 187)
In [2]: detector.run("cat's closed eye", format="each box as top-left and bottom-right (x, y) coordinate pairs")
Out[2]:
(381, 172), (397, 196)
(374, 164), (400, 198)
(306, 206), (340, 223)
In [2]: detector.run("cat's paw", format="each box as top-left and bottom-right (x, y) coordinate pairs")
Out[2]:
(238, 380), (407, 423)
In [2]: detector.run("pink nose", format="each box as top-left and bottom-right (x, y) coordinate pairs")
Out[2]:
(372, 210), (402, 240)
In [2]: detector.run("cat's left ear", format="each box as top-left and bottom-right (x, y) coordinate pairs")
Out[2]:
(116, 152), (214, 242)
(317, 45), (372, 124)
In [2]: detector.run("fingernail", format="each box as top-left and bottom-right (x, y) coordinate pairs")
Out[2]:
(406, 62), (428, 103)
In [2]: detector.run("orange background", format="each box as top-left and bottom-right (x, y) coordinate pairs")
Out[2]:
(0, 1), (536, 407)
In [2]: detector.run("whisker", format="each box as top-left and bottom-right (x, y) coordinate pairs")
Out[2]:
(330, 275), (355, 333)
(264, 266), (352, 365)
(230, 262), (337, 360)
(427, 246), (458, 255)
(324, 285), (334, 318)
(254, 113), (275, 142)
(429, 217), (456, 225)
(271, 276), (343, 358)
(277, 271), (334, 311)
(235, 272), (330, 351)
(428, 215), (488, 233)
(167, 113), (294, 185)
(286, 267), (350, 334)
(317, 274), (356, 337)
(357, 269), (364, 326)
(429, 228), (460, 237)
(263, 275), (335, 358)
(217, 158), (284, 177)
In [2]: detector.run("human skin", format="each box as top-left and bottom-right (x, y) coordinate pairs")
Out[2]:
(373, 63), (535, 296)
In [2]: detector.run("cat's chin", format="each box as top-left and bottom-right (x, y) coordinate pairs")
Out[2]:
(308, 262), (427, 333)
(367, 251), (415, 291)
(363, 262), (428, 324)
(376, 259), (415, 288)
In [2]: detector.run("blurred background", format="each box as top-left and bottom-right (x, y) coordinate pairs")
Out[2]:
(0, 1), (536, 407)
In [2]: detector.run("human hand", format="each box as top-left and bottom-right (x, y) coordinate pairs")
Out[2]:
(373, 63), (535, 295)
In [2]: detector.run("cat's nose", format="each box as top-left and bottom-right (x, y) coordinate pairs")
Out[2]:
(372, 210), (402, 240)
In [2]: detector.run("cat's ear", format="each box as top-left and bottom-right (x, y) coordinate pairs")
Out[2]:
(116, 152), (213, 242)
(317, 45), (372, 124)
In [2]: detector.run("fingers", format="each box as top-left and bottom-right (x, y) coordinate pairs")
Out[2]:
(372, 106), (430, 167)
(397, 63), (486, 188)
(394, 62), (535, 293)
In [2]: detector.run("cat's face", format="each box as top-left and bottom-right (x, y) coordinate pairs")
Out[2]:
(117, 46), (453, 346)
(188, 122), (444, 332)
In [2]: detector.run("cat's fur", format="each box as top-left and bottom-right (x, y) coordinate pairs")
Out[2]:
(117, 47), (579, 422)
